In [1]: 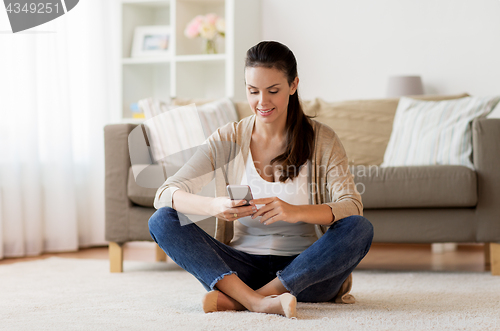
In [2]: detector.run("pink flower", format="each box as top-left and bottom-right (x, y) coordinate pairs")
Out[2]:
(184, 15), (204, 39)
(184, 14), (225, 40)
(200, 20), (216, 40)
(205, 13), (218, 25)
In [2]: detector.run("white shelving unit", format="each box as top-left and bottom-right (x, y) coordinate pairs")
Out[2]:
(116, 0), (261, 123)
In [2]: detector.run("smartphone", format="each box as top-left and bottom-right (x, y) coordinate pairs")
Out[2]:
(226, 185), (253, 206)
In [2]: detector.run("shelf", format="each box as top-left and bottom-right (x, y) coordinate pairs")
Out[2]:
(122, 54), (225, 64)
(121, 117), (145, 124)
(176, 60), (225, 98)
(176, 54), (226, 62)
(117, 0), (261, 121)
(121, 0), (171, 58)
(122, 57), (172, 64)
(178, 0), (224, 4)
(122, 64), (171, 118)
(122, 0), (171, 7)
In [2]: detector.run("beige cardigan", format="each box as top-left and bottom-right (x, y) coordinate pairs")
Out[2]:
(154, 115), (363, 303)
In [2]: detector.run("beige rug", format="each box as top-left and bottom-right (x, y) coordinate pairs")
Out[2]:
(1, 257), (499, 331)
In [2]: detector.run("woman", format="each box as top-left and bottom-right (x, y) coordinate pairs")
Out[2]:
(148, 41), (373, 318)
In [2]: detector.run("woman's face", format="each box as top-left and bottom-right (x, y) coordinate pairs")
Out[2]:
(245, 66), (298, 126)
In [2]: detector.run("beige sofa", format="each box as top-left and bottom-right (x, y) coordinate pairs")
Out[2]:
(104, 93), (500, 274)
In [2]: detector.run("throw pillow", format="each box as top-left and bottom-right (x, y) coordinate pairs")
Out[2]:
(312, 93), (469, 166)
(171, 97), (251, 120)
(196, 97), (239, 136)
(172, 97), (321, 121)
(139, 97), (238, 166)
(381, 96), (500, 169)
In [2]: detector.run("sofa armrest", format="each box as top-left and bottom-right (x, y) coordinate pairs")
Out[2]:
(473, 118), (500, 242)
(104, 123), (138, 243)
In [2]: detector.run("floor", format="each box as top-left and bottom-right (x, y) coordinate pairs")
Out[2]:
(0, 242), (487, 272)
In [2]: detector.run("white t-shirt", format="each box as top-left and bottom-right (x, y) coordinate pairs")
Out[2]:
(229, 151), (318, 256)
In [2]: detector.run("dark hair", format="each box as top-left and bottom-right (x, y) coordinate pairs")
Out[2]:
(245, 41), (315, 182)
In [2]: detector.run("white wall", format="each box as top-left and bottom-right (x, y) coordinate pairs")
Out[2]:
(261, 0), (500, 101)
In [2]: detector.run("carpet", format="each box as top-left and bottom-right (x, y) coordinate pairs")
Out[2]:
(1, 257), (499, 331)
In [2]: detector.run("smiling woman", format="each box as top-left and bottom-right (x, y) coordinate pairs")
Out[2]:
(245, 42), (313, 184)
(149, 41), (373, 319)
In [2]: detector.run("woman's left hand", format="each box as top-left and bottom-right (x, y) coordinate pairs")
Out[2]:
(250, 197), (301, 225)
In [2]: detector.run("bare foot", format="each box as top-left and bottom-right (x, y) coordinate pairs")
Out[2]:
(215, 291), (247, 311)
(254, 296), (286, 316)
(251, 294), (297, 318)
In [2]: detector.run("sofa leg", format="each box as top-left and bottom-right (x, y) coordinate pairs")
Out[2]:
(109, 242), (124, 273)
(491, 243), (500, 276)
(484, 243), (491, 271)
(155, 243), (167, 262)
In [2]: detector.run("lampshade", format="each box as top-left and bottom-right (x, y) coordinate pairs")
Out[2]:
(386, 75), (424, 98)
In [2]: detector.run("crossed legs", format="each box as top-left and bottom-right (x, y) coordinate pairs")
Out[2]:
(212, 273), (288, 312)
(148, 207), (373, 314)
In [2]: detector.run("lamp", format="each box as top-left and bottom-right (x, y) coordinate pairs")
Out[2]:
(386, 75), (424, 97)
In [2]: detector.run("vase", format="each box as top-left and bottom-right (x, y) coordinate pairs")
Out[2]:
(203, 39), (217, 54)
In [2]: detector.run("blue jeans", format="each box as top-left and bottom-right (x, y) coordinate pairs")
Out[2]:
(148, 207), (373, 303)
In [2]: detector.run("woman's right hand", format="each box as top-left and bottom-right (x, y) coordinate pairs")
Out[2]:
(210, 197), (257, 221)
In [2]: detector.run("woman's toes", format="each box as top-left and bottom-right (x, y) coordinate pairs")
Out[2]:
(278, 293), (297, 318)
(259, 294), (296, 318)
(258, 296), (285, 316)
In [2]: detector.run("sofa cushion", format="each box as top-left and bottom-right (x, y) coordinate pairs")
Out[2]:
(313, 93), (470, 166)
(128, 165), (217, 208)
(381, 96), (500, 169)
(129, 165), (478, 209)
(354, 165), (477, 209)
(127, 163), (180, 207)
(127, 165), (162, 207)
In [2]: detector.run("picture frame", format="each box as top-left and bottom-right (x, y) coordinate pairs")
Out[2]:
(131, 25), (171, 57)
